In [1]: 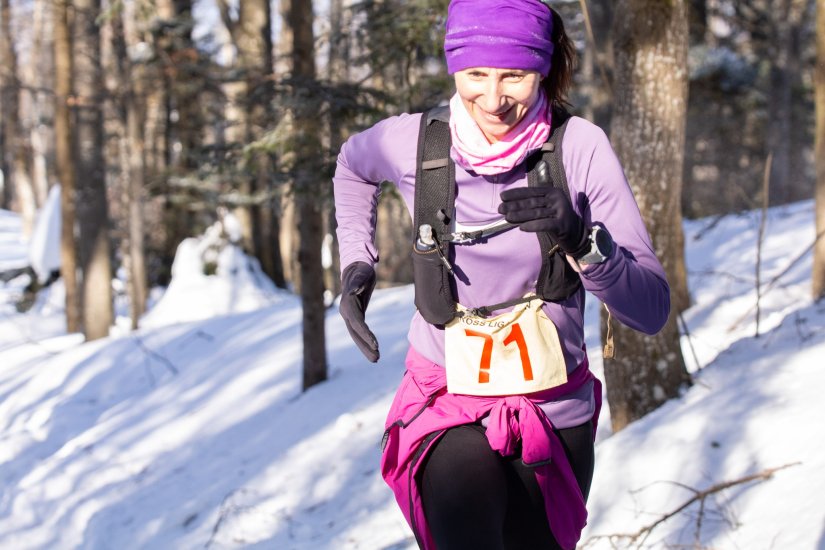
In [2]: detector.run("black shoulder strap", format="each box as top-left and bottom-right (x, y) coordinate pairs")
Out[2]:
(413, 105), (582, 313)
(527, 106), (572, 194)
(413, 108), (458, 323)
(529, 107), (584, 301)
(414, 106), (454, 246)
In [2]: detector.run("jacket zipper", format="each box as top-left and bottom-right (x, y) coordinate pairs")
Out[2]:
(381, 393), (439, 451)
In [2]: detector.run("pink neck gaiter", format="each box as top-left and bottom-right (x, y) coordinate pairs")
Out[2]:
(449, 91), (551, 176)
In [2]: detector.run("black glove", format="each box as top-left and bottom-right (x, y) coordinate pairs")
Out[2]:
(498, 186), (590, 259)
(339, 261), (380, 363)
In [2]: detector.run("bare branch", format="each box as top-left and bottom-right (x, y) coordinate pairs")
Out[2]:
(728, 229), (825, 332)
(755, 153), (772, 337)
(132, 335), (179, 376)
(581, 462), (801, 549)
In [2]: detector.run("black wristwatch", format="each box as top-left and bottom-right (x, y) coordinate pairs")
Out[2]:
(577, 226), (613, 266)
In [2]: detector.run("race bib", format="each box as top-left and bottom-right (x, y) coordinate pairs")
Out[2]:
(444, 298), (568, 396)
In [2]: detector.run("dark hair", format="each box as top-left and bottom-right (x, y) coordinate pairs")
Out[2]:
(541, 8), (576, 108)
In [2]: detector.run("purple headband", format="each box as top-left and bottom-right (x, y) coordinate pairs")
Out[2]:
(444, 0), (555, 76)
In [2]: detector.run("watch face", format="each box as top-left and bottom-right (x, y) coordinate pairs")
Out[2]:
(594, 227), (613, 256)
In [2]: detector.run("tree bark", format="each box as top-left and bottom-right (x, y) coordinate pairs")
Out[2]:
(688, 0), (708, 45)
(815, 0), (825, 300)
(26, 0), (54, 208)
(767, 0), (808, 206)
(325, 0), (348, 296)
(605, 0), (692, 432)
(289, 0), (328, 390)
(54, 0), (82, 333)
(153, 0), (200, 286)
(111, 3), (148, 328)
(74, 0), (113, 340)
(580, 0), (614, 132)
(0, 0), (36, 236)
(218, 0), (285, 288)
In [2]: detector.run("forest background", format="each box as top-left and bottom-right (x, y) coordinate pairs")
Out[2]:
(2, 0), (825, 432)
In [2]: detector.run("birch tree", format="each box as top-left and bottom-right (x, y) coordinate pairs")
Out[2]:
(604, 0), (692, 432)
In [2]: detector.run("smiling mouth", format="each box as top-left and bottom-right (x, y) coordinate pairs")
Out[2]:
(480, 105), (513, 122)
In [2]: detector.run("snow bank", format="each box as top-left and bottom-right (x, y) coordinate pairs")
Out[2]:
(28, 185), (62, 282)
(141, 214), (289, 328)
(1, 200), (824, 549)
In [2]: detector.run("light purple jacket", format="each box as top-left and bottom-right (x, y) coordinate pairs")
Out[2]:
(334, 111), (669, 412)
(333, 111), (669, 549)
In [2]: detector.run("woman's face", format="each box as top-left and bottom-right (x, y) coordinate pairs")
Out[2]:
(454, 67), (542, 143)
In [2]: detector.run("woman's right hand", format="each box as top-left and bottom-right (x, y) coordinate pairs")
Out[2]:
(339, 262), (380, 363)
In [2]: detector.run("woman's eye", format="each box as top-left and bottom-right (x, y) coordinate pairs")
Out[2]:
(504, 74), (525, 81)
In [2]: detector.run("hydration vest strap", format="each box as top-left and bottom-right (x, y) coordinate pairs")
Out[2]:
(412, 105), (583, 326)
(456, 294), (540, 319)
(438, 220), (517, 244)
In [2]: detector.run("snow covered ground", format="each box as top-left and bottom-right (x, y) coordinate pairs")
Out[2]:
(1, 201), (823, 549)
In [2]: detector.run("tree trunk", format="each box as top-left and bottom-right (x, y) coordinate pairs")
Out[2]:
(688, 0), (708, 45)
(767, 0), (808, 206)
(125, 95), (148, 327)
(26, 0), (54, 207)
(218, 0), (285, 287)
(605, 0), (692, 432)
(580, 0), (614, 132)
(325, 0), (347, 296)
(814, 0), (825, 300)
(111, 4), (148, 328)
(74, 0), (113, 340)
(276, 0), (300, 289)
(0, 0), (36, 236)
(54, 0), (82, 333)
(154, 0), (200, 286)
(289, 0), (328, 390)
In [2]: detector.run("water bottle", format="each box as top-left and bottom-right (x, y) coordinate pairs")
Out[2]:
(415, 224), (436, 252)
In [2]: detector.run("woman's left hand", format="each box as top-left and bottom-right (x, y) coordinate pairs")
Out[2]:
(498, 187), (589, 257)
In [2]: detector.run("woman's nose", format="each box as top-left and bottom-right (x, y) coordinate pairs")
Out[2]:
(479, 79), (505, 113)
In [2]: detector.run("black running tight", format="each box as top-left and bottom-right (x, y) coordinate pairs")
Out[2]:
(418, 421), (594, 550)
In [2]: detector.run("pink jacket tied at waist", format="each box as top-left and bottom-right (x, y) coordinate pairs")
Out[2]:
(381, 346), (602, 550)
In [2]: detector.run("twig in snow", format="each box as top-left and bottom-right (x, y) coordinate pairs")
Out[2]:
(132, 335), (179, 375)
(688, 268), (754, 285)
(691, 214), (727, 241)
(754, 153), (772, 338)
(205, 488), (250, 549)
(677, 312), (703, 373)
(0, 309), (62, 355)
(727, 228), (825, 333)
(580, 462), (800, 550)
